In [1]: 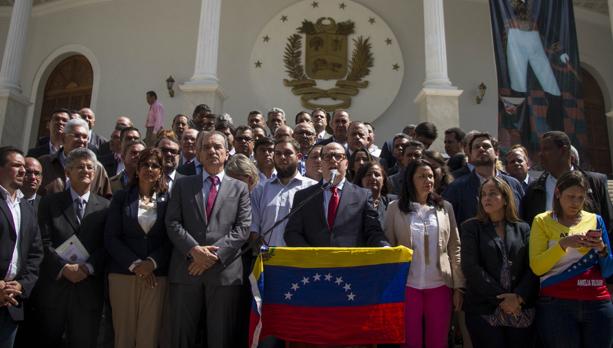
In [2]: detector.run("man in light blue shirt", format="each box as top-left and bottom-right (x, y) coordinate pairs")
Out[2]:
(251, 139), (317, 247)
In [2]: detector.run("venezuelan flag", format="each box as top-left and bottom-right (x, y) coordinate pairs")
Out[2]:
(249, 246), (412, 346)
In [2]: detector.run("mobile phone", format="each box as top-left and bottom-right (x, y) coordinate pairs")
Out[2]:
(586, 229), (602, 239)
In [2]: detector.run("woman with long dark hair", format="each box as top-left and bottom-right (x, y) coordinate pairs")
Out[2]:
(384, 159), (464, 348)
(105, 148), (171, 348)
(353, 160), (396, 227)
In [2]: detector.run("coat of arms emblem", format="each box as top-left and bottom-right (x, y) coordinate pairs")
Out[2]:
(283, 17), (373, 111)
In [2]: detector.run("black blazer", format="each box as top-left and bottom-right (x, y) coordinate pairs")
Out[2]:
(285, 181), (389, 247)
(522, 169), (613, 231)
(26, 144), (51, 159)
(99, 152), (120, 177)
(104, 187), (171, 276)
(89, 131), (108, 152)
(177, 161), (197, 176)
(0, 199), (43, 321)
(33, 191), (109, 311)
(460, 219), (538, 315)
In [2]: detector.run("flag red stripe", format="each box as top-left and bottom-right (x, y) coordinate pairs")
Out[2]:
(258, 303), (405, 345)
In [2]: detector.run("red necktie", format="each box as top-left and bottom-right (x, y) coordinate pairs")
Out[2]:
(206, 176), (218, 220)
(327, 187), (339, 230)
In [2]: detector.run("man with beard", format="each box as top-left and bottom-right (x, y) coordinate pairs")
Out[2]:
(251, 139), (317, 247)
(157, 137), (183, 193)
(443, 133), (524, 225)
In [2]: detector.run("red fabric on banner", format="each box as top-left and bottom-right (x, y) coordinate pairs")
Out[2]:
(258, 303), (405, 345)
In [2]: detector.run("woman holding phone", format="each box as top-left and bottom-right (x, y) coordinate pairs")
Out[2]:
(529, 170), (613, 347)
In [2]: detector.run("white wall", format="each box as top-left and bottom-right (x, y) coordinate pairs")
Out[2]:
(0, 0), (610, 148)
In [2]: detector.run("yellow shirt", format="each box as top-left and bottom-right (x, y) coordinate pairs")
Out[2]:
(529, 211), (597, 277)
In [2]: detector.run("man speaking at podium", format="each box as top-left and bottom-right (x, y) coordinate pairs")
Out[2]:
(284, 142), (389, 247)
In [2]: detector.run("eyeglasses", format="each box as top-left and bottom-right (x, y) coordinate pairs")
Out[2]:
(236, 136), (254, 143)
(160, 147), (179, 155)
(322, 153), (346, 162)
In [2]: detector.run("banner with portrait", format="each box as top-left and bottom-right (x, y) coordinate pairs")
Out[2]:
(488, 0), (586, 164)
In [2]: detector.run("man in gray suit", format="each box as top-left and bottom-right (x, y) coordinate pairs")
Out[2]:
(285, 142), (389, 247)
(165, 131), (251, 348)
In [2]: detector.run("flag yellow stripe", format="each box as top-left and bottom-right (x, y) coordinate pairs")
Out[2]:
(261, 246), (412, 268)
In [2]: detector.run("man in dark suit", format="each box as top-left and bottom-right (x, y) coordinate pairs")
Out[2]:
(522, 131), (613, 230)
(0, 147), (44, 348)
(505, 144), (539, 191)
(443, 133), (524, 226)
(317, 110), (350, 150)
(177, 129), (200, 176)
(165, 131), (251, 347)
(79, 108), (108, 151)
(388, 140), (424, 195)
(284, 142), (389, 247)
(98, 128), (123, 176)
(27, 109), (71, 159)
(21, 158), (43, 213)
(38, 118), (112, 199)
(31, 148), (109, 348)
(157, 137), (184, 193)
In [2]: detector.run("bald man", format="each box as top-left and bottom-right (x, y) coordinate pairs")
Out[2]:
(79, 107), (108, 150)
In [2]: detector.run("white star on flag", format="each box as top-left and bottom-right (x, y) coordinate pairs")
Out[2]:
(313, 273), (321, 281)
(301, 277), (310, 285)
(284, 292), (293, 300)
(347, 293), (356, 301)
(325, 273), (333, 281)
(335, 277), (343, 285)
(343, 283), (351, 292)
(291, 283), (300, 291)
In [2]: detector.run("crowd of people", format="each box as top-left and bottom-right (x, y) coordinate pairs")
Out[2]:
(0, 90), (612, 348)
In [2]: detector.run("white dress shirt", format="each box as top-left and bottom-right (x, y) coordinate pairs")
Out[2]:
(406, 203), (445, 289)
(1, 186), (23, 281)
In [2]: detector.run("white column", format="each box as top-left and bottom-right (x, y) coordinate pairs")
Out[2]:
(188, 0), (221, 84)
(609, 0), (613, 38)
(0, 0), (33, 92)
(422, 0), (454, 88)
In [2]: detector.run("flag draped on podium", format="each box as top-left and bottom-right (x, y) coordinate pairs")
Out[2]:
(249, 246), (412, 346)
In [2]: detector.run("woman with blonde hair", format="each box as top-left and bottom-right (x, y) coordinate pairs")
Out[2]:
(225, 153), (259, 191)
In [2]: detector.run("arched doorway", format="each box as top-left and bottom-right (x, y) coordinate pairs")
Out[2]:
(582, 67), (612, 175)
(36, 54), (93, 140)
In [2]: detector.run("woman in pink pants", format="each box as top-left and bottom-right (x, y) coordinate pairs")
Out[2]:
(384, 159), (465, 348)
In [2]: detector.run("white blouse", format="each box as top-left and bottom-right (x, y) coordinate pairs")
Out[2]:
(406, 203), (445, 289)
(138, 193), (158, 234)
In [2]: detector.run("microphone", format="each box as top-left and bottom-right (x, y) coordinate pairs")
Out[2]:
(328, 169), (339, 188)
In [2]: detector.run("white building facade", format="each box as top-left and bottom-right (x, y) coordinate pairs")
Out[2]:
(0, 0), (611, 171)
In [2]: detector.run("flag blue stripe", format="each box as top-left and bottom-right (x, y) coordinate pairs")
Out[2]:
(262, 263), (410, 306)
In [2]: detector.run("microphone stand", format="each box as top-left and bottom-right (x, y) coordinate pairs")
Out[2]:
(225, 180), (334, 267)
